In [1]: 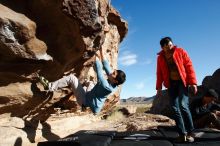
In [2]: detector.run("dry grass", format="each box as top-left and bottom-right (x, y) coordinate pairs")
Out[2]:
(106, 103), (152, 122)
(136, 103), (152, 113)
(117, 103), (152, 114)
(106, 110), (125, 122)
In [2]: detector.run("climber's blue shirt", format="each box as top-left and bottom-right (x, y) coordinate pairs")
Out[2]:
(86, 59), (116, 113)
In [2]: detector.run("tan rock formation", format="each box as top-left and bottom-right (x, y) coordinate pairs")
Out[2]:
(0, 4), (51, 61)
(0, 0), (128, 121)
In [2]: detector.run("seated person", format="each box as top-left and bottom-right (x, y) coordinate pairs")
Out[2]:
(190, 89), (220, 129)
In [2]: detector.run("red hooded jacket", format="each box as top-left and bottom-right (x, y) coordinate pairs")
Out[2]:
(156, 46), (197, 90)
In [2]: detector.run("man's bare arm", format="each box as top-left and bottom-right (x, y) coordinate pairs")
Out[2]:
(100, 48), (105, 61)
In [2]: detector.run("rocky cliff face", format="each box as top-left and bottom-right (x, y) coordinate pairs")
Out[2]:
(0, 0), (128, 121)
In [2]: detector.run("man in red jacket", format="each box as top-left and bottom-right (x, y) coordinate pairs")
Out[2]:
(156, 37), (197, 142)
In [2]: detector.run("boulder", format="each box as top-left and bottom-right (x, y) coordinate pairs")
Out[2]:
(0, 4), (51, 61)
(202, 68), (220, 95)
(0, 0), (128, 145)
(0, 0), (128, 120)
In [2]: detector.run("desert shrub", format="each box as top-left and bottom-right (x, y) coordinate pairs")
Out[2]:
(136, 104), (151, 113)
(106, 110), (125, 121)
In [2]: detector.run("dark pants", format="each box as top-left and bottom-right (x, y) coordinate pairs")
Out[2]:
(168, 80), (194, 136)
(194, 112), (220, 129)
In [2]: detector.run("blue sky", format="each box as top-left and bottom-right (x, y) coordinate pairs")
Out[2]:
(111, 0), (220, 99)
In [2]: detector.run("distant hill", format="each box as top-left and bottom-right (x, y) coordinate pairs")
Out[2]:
(120, 96), (155, 104)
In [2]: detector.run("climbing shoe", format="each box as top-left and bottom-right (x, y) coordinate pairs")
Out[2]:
(38, 76), (49, 90)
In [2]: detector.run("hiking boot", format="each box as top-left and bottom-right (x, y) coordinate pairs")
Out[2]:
(38, 76), (49, 90)
(174, 135), (187, 143)
(186, 135), (194, 142)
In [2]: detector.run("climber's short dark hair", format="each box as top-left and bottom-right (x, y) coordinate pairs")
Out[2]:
(115, 70), (126, 85)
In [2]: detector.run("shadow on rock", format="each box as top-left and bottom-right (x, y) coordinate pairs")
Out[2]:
(14, 137), (22, 146)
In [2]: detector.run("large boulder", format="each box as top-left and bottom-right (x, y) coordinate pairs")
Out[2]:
(202, 68), (220, 94)
(0, 4), (51, 61)
(0, 0), (128, 120)
(0, 0), (128, 145)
